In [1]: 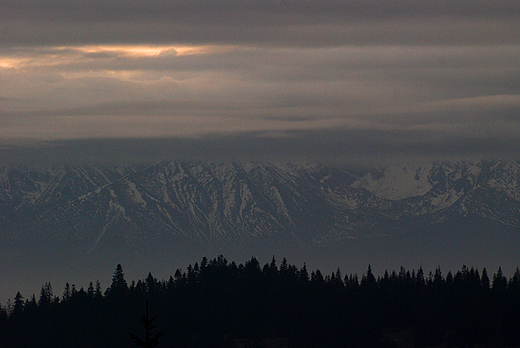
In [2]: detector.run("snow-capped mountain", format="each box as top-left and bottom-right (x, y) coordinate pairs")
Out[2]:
(1, 160), (519, 254)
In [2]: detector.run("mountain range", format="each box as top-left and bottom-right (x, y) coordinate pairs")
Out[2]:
(1, 159), (520, 301)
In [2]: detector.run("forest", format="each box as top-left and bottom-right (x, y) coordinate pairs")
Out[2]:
(1, 256), (520, 348)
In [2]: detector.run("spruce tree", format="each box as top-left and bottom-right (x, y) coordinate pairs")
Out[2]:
(129, 300), (164, 348)
(107, 264), (128, 297)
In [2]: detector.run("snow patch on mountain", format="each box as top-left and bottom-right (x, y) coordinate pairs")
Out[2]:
(127, 180), (147, 206)
(351, 163), (433, 200)
(428, 190), (465, 210)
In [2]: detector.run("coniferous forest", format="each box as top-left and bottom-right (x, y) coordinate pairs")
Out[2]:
(1, 256), (520, 348)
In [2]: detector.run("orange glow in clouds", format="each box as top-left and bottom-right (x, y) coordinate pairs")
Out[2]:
(75, 44), (236, 57)
(0, 44), (238, 70)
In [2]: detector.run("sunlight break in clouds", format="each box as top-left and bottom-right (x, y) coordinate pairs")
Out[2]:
(0, 44), (237, 70)
(75, 45), (237, 57)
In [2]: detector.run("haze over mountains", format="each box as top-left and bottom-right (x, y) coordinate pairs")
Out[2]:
(1, 159), (520, 302)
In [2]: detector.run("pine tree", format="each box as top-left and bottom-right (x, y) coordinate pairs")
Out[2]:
(481, 268), (490, 290)
(129, 300), (164, 348)
(145, 272), (157, 294)
(87, 281), (95, 298)
(95, 280), (103, 299)
(492, 267), (507, 292)
(63, 283), (71, 302)
(0, 301), (8, 323)
(107, 264), (128, 297)
(13, 292), (24, 316)
(38, 283), (53, 306)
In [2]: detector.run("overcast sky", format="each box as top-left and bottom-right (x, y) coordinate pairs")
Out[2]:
(1, 0), (520, 165)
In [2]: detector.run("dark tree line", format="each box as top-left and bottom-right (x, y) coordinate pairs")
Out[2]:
(1, 256), (520, 348)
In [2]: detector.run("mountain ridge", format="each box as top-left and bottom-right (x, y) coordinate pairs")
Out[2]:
(1, 159), (519, 253)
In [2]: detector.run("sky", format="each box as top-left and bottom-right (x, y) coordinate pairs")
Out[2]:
(1, 0), (520, 165)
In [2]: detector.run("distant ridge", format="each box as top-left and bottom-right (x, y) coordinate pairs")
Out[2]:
(1, 159), (519, 253)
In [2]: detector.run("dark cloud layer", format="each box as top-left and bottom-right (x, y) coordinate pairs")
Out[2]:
(2, 127), (519, 167)
(2, 0), (519, 47)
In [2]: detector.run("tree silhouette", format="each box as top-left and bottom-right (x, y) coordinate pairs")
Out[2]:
(3, 257), (520, 348)
(129, 300), (164, 348)
(110, 265), (127, 291)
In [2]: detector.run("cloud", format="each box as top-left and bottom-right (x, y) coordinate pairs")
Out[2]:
(1, 0), (519, 47)
(0, 1), (519, 164)
(2, 43), (520, 161)
(2, 126), (520, 167)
